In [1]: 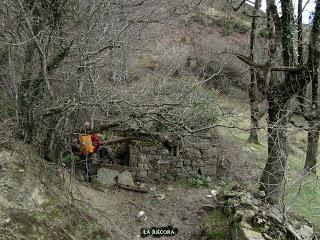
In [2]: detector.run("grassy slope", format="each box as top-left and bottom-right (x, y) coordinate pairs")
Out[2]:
(213, 87), (320, 230)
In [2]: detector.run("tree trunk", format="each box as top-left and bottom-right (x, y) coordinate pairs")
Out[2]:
(260, 99), (288, 204)
(248, 71), (260, 144)
(304, 122), (319, 174)
(247, 0), (261, 144)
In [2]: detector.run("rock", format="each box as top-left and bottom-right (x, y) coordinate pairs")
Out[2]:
(243, 210), (255, 221)
(176, 161), (183, 168)
(150, 186), (156, 192)
(182, 149), (201, 159)
(256, 191), (266, 198)
(137, 211), (145, 218)
(155, 193), (165, 200)
(201, 148), (217, 163)
(137, 211), (147, 222)
(240, 193), (257, 206)
(232, 226), (266, 240)
(139, 170), (148, 178)
(117, 171), (134, 187)
(2, 218), (11, 225)
(299, 225), (314, 239)
(199, 165), (216, 176)
(166, 186), (173, 191)
(160, 149), (170, 155)
(287, 223), (302, 240)
(224, 191), (240, 198)
(211, 189), (218, 196)
(97, 168), (120, 186)
(266, 210), (283, 224)
(240, 222), (253, 230)
(233, 210), (244, 222)
(137, 154), (147, 163)
(149, 171), (160, 180)
(262, 233), (272, 240)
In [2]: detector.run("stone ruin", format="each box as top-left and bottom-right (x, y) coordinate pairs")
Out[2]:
(96, 133), (219, 185)
(128, 134), (218, 182)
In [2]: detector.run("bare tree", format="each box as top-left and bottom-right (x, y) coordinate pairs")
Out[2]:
(247, 0), (262, 144)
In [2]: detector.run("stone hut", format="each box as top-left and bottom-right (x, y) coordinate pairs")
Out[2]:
(128, 134), (218, 182)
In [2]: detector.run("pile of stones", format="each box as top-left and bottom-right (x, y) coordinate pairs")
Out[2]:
(218, 189), (316, 240)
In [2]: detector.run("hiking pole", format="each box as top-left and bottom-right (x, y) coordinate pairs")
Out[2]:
(85, 154), (89, 182)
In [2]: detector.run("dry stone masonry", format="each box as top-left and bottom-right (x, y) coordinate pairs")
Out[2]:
(129, 135), (218, 181)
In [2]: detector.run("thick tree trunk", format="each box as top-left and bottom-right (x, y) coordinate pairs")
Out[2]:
(304, 122), (319, 174)
(260, 100), (288, 204)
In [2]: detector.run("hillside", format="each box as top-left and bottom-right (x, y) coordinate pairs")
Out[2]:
(0, 0), (320, 240)
(0, 143), (109, 240)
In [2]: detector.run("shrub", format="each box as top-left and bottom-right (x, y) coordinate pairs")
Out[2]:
(62, 154), (77, 167)
(189, 175), (209, 187)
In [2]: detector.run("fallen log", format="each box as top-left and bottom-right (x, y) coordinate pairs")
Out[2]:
(101, 137), (137, 145)
(117, 184), (148, 193)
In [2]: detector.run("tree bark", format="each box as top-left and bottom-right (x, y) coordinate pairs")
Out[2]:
(248, 0), (261, 144)
(259, 0), (295, 205)
(260, 98), (288, 204)
(259, 0), (320, 204)
(304, 123), (319, 174)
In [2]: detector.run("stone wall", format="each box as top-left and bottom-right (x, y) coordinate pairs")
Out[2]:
(128, 135), (218, 181)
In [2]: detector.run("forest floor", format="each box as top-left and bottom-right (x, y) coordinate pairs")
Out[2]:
(73, 179), (218, 240)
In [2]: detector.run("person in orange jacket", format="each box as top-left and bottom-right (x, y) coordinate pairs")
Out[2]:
(79, 121), (99, 182)
(78, 121), (110, 181)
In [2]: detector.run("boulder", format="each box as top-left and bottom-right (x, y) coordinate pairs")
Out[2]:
(241, 228), (265, 240)
(117, 171), (135, 187)
(232, 225), (265, 240)
(97, 168), (120, 186)
(299, 225), (314, 239)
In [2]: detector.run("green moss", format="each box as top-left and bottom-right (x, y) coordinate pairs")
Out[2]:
(202, 209), (230, 239)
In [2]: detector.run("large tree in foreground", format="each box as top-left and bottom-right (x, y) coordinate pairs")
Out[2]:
(261, 0), (320, 204)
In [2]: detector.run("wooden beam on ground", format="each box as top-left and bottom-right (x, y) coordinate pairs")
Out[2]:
(118, 184), (148, 193)
(101, 137), (137, 145)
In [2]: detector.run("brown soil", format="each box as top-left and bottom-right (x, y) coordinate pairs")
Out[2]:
(74, 181), (217, 240)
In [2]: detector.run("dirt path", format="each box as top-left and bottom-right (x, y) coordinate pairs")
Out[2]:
(74, 181), (216, 240)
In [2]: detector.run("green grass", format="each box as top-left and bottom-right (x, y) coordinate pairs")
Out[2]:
(202, 209), (230, 239)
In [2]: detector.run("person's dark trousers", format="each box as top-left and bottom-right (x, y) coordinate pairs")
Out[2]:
(97, 147), (111, 164)
(80, 154), (93, 182)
